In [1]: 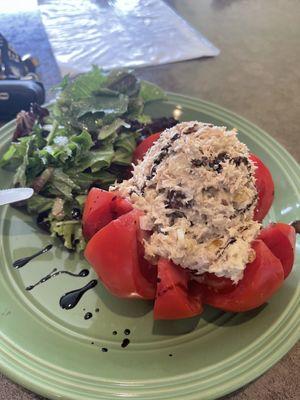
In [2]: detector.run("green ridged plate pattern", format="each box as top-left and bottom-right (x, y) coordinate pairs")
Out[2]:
(0, 94), (299, 400)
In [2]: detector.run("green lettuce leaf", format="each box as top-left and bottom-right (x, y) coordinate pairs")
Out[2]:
(27, 194), (55, 214)
(0, 136), (31, 170)
(61, 66), (107, 102)
(98, 118), (129, 140)
(38, 130), (93, 167)
(112, 132), (136, 165)
(104, 70), (140, 96)
(13, 137), (33, 186)
(70, 170), (116, 191)
(50, 220), (86, 251)
(71, 129), (94, 153)
(75, 93), (129, 120)
(140, 81), (166, 103)
(48, 169), (80, 199)
(69, 145), (114, 173)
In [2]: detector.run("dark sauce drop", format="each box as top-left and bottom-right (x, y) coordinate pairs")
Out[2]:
(59, 280), (98, 310)
(71, 208), (81, 220)
(121, 338), (130, 348)
(13, 244), (53, 269)
(95, 308), (100, 313)
(84, 312), (93, 320)
(26, 268), (89, 291)
(112, 331), (117, 336)
(124, 329), (130, 336)
(291, 220), (300, 234)
(169, 354), (173, 357)
(101, 347), (108, 352)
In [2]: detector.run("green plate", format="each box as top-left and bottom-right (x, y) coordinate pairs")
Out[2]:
(0, 94), (299, 400)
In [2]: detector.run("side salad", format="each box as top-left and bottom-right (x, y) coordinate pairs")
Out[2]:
(0, 68), (177, 251)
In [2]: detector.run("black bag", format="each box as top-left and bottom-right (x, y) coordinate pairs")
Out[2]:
(0, 33), (45, 119)
(0, 80), (45, 118)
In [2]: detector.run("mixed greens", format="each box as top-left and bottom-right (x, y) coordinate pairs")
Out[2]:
(0, 67), (177, 251)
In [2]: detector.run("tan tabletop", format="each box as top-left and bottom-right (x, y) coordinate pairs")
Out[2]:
(0, 0), (299, 399)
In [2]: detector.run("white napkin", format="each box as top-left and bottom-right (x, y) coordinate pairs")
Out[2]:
(39, 0), (219, 75)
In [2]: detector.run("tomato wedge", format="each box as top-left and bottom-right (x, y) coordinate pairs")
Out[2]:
(154, 259), (203, 320)
(132, 132), (161, 164)
(259, 223), (296, 279)
(250, 154), (274, 222)
(110, 195), (133, 218)
(200, 272), (236, 294)
(84, 210), (156, 299)
(82, 188), (132, 240)
(201, 240), (284, 312)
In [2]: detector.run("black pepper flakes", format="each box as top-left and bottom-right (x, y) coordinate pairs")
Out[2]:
(191, 152), (229, 174)
(231, 156), (249, 167)
(168, 210), (186, 225)
(191, 157), (209, 168)
(182, 123), (198, 134)
(170, 133), (180, 141)
(165, 190), (186, 209)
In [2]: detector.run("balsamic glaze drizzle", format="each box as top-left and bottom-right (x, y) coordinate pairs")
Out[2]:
(84, 312), (93, 320)
(26, 268), (89, 291)
(59, 280), (98, 310)
(13, 244), (53, 269)
(121, 338), (130, 348)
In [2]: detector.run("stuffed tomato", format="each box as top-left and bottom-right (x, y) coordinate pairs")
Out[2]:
(84, 122), (296, 319)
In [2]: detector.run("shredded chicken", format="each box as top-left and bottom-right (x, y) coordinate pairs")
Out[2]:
(112, 121), (261, 283)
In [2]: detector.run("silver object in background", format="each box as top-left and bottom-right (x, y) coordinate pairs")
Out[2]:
(0, 188), (34, 206)
(39, 0), (219, 76)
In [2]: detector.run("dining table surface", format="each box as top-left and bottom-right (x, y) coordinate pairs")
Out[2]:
(0, 0), (299, 399)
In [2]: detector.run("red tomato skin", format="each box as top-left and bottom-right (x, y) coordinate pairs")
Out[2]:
(110, 196), (133, 218)
(259, 223), (296, 279)
(202, 240), (284, 312)
(132, 132), (161, 164)
(82, 188), (133, 240)
(250, 154), (275, 222)
(82, 188), (115, 240)
(84, 210), (156, 299)
(154, 259), (203, 320)
(199, 272), (236, 294)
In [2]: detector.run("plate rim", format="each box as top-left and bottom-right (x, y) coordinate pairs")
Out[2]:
(0, 93), (299, 400)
